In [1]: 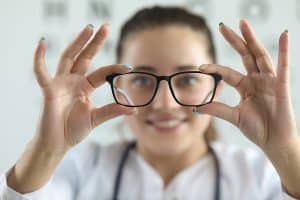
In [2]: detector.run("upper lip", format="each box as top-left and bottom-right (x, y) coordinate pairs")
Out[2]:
(146, 115), (186, 123)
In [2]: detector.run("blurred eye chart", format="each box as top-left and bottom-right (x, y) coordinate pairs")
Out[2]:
(0, 0), (299, 172)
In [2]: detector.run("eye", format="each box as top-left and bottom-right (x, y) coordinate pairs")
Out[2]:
(130, 75), (154, 87)
(176, 75), (200, 87)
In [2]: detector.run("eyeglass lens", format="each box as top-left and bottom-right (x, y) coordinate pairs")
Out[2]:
(112, 72), (215, 106)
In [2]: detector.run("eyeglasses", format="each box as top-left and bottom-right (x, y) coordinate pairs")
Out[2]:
(106, 71), (222, 107)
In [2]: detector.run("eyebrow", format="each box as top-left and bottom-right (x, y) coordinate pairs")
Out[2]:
(132, 65), (199, 72)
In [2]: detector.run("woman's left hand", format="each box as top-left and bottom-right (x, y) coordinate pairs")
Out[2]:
(195, 19), (300, 197)
(196, 19), (298, 152)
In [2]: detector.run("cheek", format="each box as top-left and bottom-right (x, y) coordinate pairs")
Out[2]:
(123, 114), (144, 134)
(189, 114), (212, 135)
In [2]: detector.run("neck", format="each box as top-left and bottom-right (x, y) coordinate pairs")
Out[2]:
(137, 139), (208, 187)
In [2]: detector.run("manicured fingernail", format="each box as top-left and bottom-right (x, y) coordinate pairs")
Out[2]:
(219, 22), (224, 27)
(132, 108), (138, 114)
(199, 64), (209, 70)
(123, 64), (133, 70)
(284, 29), (288, 33)
(192, 108), (203, 115)
(126, 108), (138, 115)
(87, 24), (94, 29)
(39, 37), (45, 43)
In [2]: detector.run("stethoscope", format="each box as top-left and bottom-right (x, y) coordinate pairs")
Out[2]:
(112, 141), (221, 200)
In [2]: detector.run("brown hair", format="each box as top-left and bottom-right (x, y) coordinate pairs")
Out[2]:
(116, 6), (218, 143)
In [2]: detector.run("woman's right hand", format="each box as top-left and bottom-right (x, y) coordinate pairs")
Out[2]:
(33, 24), (136, 154)
(6, 24), (136, 193)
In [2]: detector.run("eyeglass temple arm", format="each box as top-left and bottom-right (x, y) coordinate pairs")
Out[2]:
(114, 86), (134, 106)
(200, 89), (214, 105)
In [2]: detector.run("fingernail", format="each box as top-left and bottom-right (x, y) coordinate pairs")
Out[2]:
(132, 108), (138, 114)
(101, 23), (110, 31)
(39, 37), (45, 43)
(192, 108), (203, 115)
(87, 24), (94, 29)
(199, 64), (209, 70)
(219, 22), (224, 27)
(284, 29), (288, 33)
(123, 64), (133, 70)
(127, 108), (138, 115)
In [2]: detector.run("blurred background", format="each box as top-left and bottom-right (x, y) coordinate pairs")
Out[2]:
(0, 0), (299, 173)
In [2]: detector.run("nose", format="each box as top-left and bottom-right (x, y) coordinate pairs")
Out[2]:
(150, 80), (179, 109)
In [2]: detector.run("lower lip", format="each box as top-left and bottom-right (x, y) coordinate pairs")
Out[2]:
(147, 121), (185, 134)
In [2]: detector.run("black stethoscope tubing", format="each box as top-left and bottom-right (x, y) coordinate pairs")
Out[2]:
(112, 141), (221, 200)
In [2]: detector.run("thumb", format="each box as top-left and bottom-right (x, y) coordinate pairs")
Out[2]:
(91, 103), (137, 128)
(194, 102), (239, 126)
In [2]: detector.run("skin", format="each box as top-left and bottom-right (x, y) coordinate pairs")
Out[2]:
(120, 25), (218, 184)
(6, 19), (300, 198)
(195, 21), (300, 197)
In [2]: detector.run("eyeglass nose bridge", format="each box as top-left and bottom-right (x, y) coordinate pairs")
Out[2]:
(156, 75), (171, 84)
(154, 75), (174, 92)
(152, 75), (175, 102)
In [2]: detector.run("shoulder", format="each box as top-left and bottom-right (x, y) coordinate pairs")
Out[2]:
(60, 139), (129, 171)
(210, 141), (281, 194)
(53, 140), (129, 185)
(211, 141), (266, 167)
(210, 141), (275, 175)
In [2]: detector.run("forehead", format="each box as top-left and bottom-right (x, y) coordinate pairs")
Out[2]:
(120, 25), (212, 73)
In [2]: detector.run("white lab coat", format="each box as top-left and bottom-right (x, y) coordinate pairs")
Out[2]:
(0, 140), (297, 200)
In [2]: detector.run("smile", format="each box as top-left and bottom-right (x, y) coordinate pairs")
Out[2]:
(145, 118), (187, 133)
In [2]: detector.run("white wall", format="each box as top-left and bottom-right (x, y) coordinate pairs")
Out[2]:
(0, 0), (299, 173)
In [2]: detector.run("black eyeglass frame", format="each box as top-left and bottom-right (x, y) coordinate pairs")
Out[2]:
(106, 71), (222, 107)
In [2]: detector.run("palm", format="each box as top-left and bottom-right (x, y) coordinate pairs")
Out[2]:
(236, 73), (290, 147)
(33, 24), (134, 153)
(38, 74), (94, 151)
(196, 20), (297, 150)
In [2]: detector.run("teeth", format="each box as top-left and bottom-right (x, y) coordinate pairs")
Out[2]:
(152, 120), (182, 128)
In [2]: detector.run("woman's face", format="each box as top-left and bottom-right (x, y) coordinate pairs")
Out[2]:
(120, 25), (216, 156)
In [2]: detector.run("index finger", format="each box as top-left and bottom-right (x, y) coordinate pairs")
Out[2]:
(86, 64), (131, 88)
(199, 64), (246, 95)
